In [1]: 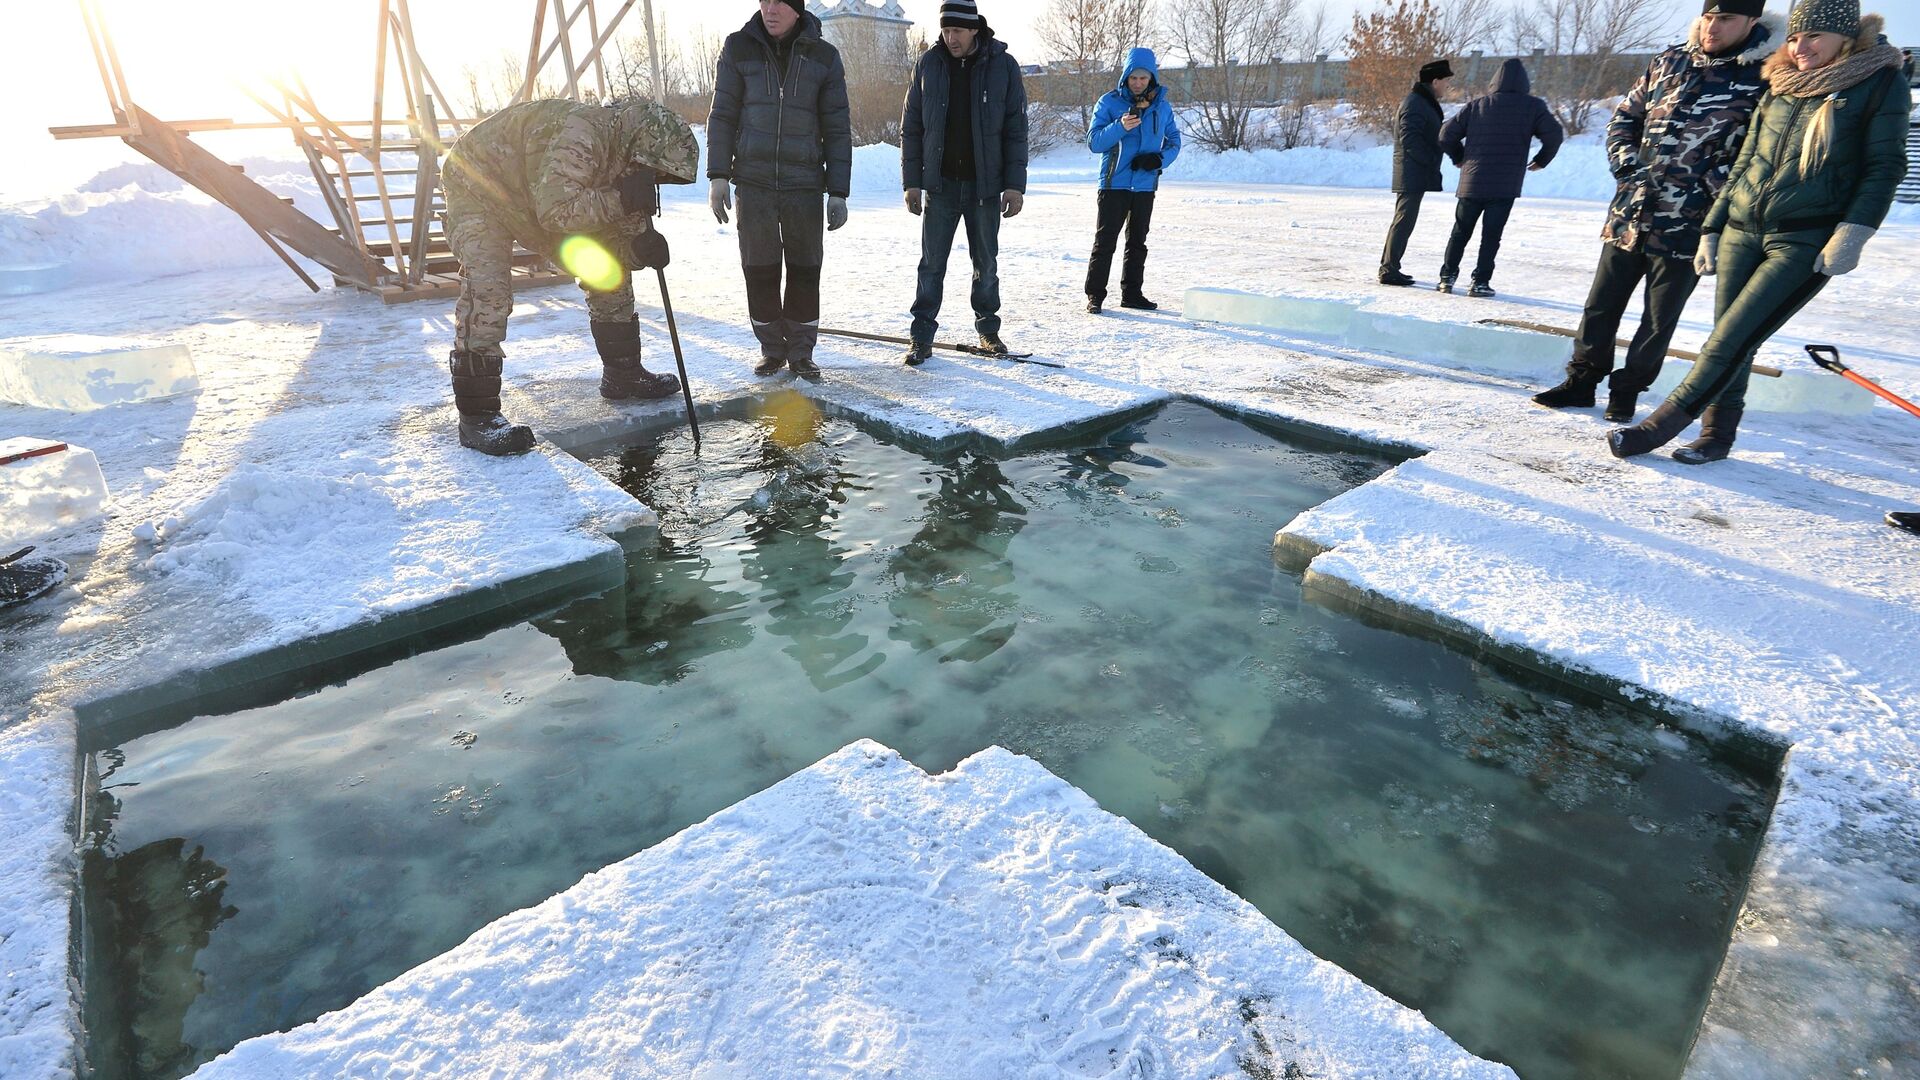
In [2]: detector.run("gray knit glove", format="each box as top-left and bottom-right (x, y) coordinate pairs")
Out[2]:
(1693, 234), (1719, 277)
(1813, 223), (1874, 277)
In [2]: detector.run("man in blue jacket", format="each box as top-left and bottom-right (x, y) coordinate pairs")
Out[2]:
(706, 0), (852, 381)
(900, 0), (1030, 365)
(1085, 47), (1182, 313)
(1436, 58), (1564, 297)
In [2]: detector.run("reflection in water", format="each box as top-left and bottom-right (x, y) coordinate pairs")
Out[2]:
(85, 404), (1777, 1080)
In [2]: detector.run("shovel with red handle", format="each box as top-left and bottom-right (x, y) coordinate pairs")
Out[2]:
(1805, 345), (1920, 420)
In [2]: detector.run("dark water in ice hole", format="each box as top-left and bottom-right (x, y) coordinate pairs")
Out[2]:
(83, 401), (1777, 1080)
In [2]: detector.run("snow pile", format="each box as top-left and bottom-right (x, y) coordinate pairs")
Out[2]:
(195, 741), (1513, 1080)
(0, 714), (79, 1080)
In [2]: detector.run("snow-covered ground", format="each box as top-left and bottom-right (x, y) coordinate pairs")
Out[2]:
(3, 140), (1918, 1078)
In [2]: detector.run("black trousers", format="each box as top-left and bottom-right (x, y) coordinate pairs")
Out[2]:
(1379, 190), (1424, 276)
(736, 186), (825, 359)
(1086, 189), (1155, 302)
(1566, 242), (1701, 393)
(1441, 196), (1514, 284)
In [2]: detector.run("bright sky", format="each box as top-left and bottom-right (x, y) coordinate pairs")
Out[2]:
(0, 0), (1721, 202)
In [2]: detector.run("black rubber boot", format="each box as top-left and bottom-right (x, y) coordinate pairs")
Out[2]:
(0, 546), (67, 610)
(1672, 405), (1743, 465)
(1120, 294), (1158, 311)
(590, 318), (680, 401)
(450, 350), (535, 456)
(1532, 378), (1598, 409)
(785, 320), (822, 382)
(903, 340), (932, 366)
(1603, 390), (1640, 424)
(1889, 511), (1920, 535)
(1608, 401), (1693, 459)
(1379, 271), (1415, 287)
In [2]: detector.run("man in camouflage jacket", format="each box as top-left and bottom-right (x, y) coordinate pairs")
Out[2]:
(1533, 1), (1779, 420)
(440, 97), (699, 455)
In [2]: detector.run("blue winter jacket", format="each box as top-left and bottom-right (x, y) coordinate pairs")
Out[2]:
(1088, 48), (1182, 192)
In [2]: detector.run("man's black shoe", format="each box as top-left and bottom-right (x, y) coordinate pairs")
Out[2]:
(753, 355), (786, 377)
(1086, 298), (1102, 314)
(903, 341), (932, 366)
(1887, 511), (1920, 536)
(1379, 271), (1415, 287)
(1436, 276), (1455, 294)
(1531, 379), (1598, 409)
(1120, 295), (1157, 311)
(1468, 281), (1496, 299)
(788, 355), (823, 382)
(1603, 392), (1639, 423)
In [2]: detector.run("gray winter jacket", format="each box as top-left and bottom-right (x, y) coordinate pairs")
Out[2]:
(706, 12), (853, 198)
(902, 31), (1030, 196)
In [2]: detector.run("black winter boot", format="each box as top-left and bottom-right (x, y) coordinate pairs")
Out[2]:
(1608, 401), (1693, 459)
(1672, 405), (1743, 465)
(0, 546), (67, 610)
(1379, 271), (1415, 287)
(1086, 297), (1103, 314)
(903, 340), (932, 366)
(590, 318), (681, 401)
(1436, 276), (1456, 295)
(1532, 377), (1599, 409)
(1604, 390), (1639, 423)
(450, 350), (535, 456)
(785, 320), (822, 382)
(1468, 281), (1496, 299)
(978, 330), (1010, 356)
(1889, 511), (1920, 536)
(751, 319), (788, 376)
(1120, 294), (1158, 311)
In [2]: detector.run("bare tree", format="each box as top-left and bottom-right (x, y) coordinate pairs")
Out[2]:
(836, 17), (918, 146)
(1509, 0), (1675, 133)
(1033, 0), (1160, 132)
(1163, 0), (1302, 150)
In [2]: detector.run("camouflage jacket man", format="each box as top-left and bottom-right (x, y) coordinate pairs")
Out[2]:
(1602, 12), (1780, 259)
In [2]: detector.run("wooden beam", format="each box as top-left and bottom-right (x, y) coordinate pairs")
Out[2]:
(550, 0), (581, 100)
(566, 0), (640, 93)
(117, 104), (380, 288)
(519, 0), (548, 105)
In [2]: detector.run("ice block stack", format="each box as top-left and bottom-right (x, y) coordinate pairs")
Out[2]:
(0, 334), (198, 411)
(1, 438), (110, 548)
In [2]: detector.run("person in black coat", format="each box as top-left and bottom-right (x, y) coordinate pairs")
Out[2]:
(706, 0), (853, 380)
(1380, 59), (1453, 286)
(900, 0), (1030, 365)
(1436, 58), (1565, 296)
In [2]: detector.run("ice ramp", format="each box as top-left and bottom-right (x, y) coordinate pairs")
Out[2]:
(1184, 287), (1870, 416)
(193, 742), (1516, 1080)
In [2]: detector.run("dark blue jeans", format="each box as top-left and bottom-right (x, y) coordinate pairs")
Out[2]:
(911, 180), (1002, 345)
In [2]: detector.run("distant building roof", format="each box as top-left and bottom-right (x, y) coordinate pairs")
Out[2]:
(808, 1), (913, 26)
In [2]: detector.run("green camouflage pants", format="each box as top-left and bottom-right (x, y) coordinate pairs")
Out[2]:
(445, 194), (637, 362)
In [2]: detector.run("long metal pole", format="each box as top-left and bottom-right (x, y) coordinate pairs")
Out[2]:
(656, 267), (702, 449)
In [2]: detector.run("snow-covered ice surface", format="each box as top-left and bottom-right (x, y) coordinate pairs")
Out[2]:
(2, 153), (1918, 1078)
(192, 740), (1514, 1079)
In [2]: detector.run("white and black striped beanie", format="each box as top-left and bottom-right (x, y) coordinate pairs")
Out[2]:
(940, 0), (982, 29)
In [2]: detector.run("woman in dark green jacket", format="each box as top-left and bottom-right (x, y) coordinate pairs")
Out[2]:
(1609, 0), (1910, 463)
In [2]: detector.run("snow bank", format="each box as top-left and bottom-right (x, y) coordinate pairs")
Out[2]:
(195, 741), (1513, 1080)
(0, 713), (79, 1080)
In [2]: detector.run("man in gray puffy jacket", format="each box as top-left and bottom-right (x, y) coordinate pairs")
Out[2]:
(707, 0), (853, 380)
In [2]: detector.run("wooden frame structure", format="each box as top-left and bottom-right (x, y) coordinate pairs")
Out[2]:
(50, 0), (662, 303)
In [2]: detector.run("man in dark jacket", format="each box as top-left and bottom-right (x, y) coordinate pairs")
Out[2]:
(900, 0), (1030, 365)
(707, 0), (853, 381)
(1380, 59), (1452, 286)
(1534, 2), (1776, 420)
(1436, 59), (1564, 296)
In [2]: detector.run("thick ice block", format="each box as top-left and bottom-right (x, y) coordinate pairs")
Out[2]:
(1, 438), (111, 547)
(1346, 312), (1566, 375)
(1644, 363), (1871, 416)
(0, 334), (198, 411)
(0, 263), (75, 297)
(1184, 287), (1356, 338)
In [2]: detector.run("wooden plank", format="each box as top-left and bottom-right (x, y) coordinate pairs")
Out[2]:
(551, 0), (581, 101)
(519, 0), (548, 105)
(567, 0), (640, 93)
(1479, 318), (1783, 378)
(118, 104), (381, 288)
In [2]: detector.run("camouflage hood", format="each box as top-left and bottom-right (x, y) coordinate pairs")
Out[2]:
(607, 97), (700, 184)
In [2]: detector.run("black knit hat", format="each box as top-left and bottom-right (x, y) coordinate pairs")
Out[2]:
(1701, 0), (1764, 17)
(1419, 59), (1454, 82)
(941, 0), (982, 29)
(768, 0), (804, 14)
(1788, 0), (1859, 36)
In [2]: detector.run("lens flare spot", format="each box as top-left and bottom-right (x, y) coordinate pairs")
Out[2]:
(753, 390), (823, 450)
(558, 235), (624, 292)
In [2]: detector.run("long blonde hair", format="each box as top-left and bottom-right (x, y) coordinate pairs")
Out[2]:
(1798, 38), (1858, 178)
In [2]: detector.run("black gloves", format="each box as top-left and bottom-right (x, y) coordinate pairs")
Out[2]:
(630, 230), (670, 270)
(619, 168), (657, 216)
(1128, 152), (1163, 173)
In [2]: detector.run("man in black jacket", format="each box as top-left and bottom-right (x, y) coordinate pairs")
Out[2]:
(900, 0), (1030, 365)
(1380, 59), (1452, 286)
(707, 0), (853, 380)
(1436, 59), (1564, 297)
